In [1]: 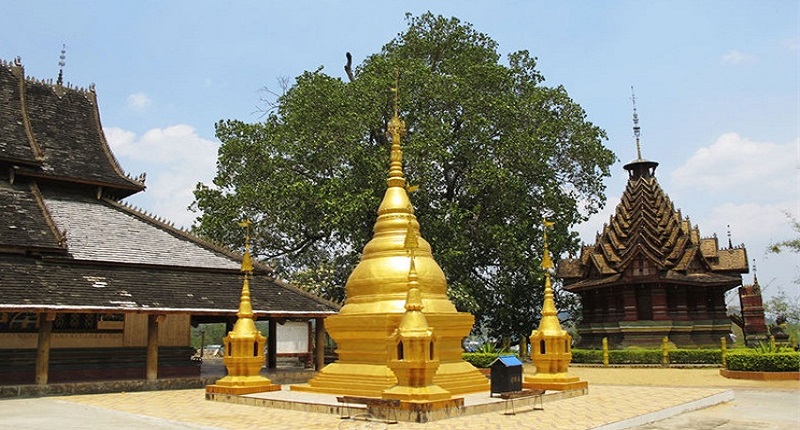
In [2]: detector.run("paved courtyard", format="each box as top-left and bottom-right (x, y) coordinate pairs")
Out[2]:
(0, 367), (797, 429)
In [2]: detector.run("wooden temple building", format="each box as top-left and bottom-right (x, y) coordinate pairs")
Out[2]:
(557, 103), (748, 348)
(0, 58), (338, 386)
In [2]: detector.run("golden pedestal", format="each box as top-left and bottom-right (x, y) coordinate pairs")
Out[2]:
(293, 312), (488, 396)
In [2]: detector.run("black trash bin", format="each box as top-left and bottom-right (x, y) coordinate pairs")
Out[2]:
(490, 355), (523, 396)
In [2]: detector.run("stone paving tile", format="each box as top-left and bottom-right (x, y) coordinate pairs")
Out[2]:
(63, 385), (728, 430)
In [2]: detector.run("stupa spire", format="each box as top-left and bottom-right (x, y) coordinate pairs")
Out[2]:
(538, 219), (559, 330)
(237, 220), (254, 319)
(387, 68), (407, 188)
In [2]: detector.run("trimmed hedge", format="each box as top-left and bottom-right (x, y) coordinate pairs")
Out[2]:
(572, 349), (603, 364)
(572, 348), (721, 365)
(726, 352), (800, 372)
(609, 349), (662, 365)
(669, 349), (722, 364)
(462, 352), (501, 368)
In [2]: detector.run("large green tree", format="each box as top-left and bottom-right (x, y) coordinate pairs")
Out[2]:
(192, 13), (615, 342)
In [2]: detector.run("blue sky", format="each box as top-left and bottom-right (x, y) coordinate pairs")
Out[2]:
(1, 1), (798, 301)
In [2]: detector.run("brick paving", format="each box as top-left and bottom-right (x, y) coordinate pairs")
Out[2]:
(54, 367), (795, 430)
(0, 366), (794, 429)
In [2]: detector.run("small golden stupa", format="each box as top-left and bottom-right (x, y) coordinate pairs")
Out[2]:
(206, 221), (281, 395)
(523, 220), (588, 391)
(381, 221), (452, 402)
(294, 76), (488, 397)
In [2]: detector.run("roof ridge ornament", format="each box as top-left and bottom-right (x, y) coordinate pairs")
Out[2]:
(57, 44), (66, 86)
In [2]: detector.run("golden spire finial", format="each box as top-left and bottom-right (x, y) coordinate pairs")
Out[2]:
(387, 68), (406, 187)
(540, 219), (557, 320)
(235, 220), (254, 318)
(542, 218), (555, 272)
(238, 220), (253, 274)
(404, 219), (423, 311)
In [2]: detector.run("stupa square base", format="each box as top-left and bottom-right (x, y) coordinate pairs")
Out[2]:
(205, 383), (282, 395)
(523, 375), (588, 392)
(207, 385), (587, 422)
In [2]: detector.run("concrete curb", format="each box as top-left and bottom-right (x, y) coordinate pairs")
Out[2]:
(592, 389), (735, 430)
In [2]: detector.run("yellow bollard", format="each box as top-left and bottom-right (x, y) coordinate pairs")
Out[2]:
(602, 337), (609, 367)
(720, 336), (727, 368)
(661, 336), (669, 367)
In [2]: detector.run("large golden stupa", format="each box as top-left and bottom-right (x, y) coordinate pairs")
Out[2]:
(293, 87), (488, 397)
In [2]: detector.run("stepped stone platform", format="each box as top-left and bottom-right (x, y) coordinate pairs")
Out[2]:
(206, 385), (588, 423)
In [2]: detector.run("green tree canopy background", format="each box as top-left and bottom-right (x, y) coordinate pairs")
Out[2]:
(191, 13), (616, 342)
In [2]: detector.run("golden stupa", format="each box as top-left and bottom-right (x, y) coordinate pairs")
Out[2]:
(293, 81), (488, 397)
(206, 221), (281, 395)
(381, 221), (452, 402)
(523, 220), (587, 391)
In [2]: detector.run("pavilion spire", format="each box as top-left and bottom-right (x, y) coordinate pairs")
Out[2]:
(623, 87), (659, 179)
(631, 86), (642, 160)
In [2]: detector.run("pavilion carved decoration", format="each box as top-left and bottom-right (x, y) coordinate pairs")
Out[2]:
(558, 97), (748, 348)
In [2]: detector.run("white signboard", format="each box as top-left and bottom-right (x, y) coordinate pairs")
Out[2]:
(276, 321), (309, 354)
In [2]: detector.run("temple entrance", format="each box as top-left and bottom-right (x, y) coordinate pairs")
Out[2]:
(636, 285), (653, 320)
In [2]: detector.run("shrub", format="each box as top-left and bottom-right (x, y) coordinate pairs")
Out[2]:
(462, 352), (501, 368)
(572, 349), (603, 364)
(609, 349), (661, 365)
(726, 352), (800, 372)
(669, 349), (722, 364)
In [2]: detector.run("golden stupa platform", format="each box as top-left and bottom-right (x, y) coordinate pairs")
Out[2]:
(523, 375), (590, 392)
(206, 383), (587, 423)
(205, 380), (282, 395)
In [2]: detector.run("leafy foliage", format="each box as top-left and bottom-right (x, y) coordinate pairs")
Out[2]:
(767, 211), (800, 255)
(462, 352), (503, 368)
(726, 351), (800, 372)
(572, 348), (723, 365)
(191, 13), (614, 339)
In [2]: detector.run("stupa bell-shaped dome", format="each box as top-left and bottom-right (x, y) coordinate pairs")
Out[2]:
(340, 109), (455, 315)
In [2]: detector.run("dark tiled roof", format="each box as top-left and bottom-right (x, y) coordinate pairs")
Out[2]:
(558, 165), (747, 291)
(0, 254), (337, 316)
(0, 61), (144, 196)
(41, 190), (241, 270)
(0, 181), (64, 252)
(0, 61), (339, 317)
(0, 63), (39, 164)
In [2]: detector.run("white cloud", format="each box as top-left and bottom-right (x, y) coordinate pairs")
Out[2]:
(126, 92), (152, 111)
(721, 49), (756, 65)
(105, 125), (220, 228)
(671, 133), (799, 199)
(783, 37), (799, 52)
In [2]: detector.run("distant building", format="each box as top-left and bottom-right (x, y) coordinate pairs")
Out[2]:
(557, 104), (748, 348)
(0, 58), (337, 385)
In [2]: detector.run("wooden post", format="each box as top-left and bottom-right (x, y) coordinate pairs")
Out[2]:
(35, 313), (56, 385)
(315, 318), (326, 370)
(267, 319), (277, 369)
(146, 314), (163, 381)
